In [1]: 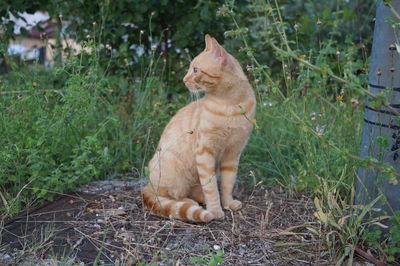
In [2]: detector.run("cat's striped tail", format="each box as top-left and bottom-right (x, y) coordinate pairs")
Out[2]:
(141, 186), (214, 222)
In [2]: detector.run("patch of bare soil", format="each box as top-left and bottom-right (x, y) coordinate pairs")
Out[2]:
(0, 180), (331, 265)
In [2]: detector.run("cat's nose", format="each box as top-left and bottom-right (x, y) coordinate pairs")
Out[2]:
(183, 75), (188, 83)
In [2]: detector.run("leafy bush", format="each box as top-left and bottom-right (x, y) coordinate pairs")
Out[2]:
(363, 210), (400, 262)
(0, 48), (180, 212)
(218, 0), (399, 262)
(217, 0), (370, 192)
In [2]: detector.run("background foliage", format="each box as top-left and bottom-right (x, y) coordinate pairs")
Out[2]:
(0, 0), (377, 203)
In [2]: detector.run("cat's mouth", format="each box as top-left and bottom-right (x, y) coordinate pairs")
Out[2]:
(185, 83), (206, 93)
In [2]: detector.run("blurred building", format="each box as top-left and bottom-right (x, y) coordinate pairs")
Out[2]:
(6, 11), (87, 67)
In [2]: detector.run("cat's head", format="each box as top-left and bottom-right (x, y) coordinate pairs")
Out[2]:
(183, 34), (245, 94)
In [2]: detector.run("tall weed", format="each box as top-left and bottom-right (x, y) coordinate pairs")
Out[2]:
(0, 47), (176, 213)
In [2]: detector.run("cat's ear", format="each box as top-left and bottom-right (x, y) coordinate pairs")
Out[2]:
(211, 37), (227, 65)
(204, 34), (213, 52)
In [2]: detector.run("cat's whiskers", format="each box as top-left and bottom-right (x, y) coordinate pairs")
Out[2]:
(190, 90), (200, 103)
(190, 91), (195, 102)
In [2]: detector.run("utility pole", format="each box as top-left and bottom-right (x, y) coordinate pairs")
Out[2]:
(356, 0), (400, 214)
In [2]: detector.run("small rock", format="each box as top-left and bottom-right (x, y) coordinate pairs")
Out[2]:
(354, 262), (375, 266)
(1, 253), (12, 262)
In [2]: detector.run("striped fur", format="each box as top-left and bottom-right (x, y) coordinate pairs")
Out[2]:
(142, 186), (213, 222)
(142, 34), (256, 222)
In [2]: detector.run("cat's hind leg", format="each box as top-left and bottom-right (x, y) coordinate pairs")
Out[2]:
(189, 184), (205, 204)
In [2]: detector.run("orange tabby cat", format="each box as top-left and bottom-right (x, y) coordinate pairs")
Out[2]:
(141, 34), (256, 222)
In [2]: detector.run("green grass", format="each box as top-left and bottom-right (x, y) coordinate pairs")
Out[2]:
(241, 91), (363, 192)
(0, 56), (178, 213)
(0, 57), (363, 203)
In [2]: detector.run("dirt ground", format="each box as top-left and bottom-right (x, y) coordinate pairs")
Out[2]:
(0, 179), (333, 265)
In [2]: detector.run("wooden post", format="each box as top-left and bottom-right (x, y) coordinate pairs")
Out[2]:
(0, 53), (7, 75)
(356, 0), (400, 214)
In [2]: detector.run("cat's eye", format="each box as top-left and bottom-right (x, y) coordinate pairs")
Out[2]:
(193, 67), (199, 73)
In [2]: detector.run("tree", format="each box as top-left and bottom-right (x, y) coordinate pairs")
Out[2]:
(1, 0), (232, 77)
(356, 0), (400, 214)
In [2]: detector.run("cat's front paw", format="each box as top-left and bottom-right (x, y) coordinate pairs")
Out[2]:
(223, 200), (242, 211)
(209, 208), (225, 220)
